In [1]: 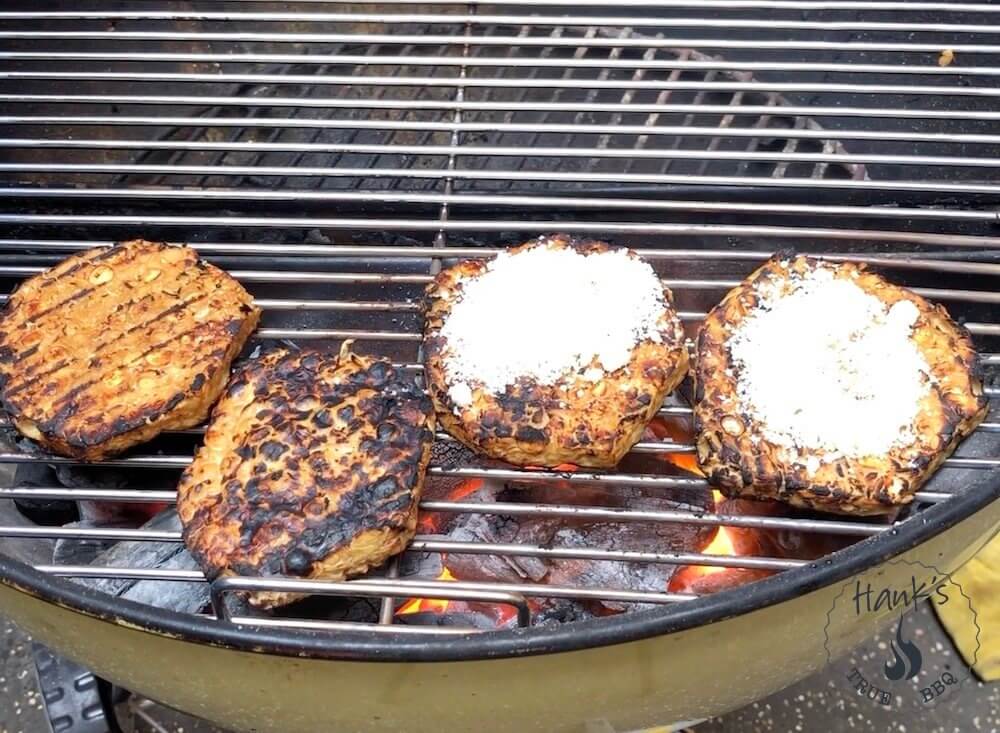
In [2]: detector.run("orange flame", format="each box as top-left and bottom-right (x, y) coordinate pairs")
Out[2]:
(693, 491), (737, 577)
(396, 566), (457, 616)
(664, 450), (703, 475)
(647, 417), (702, 474)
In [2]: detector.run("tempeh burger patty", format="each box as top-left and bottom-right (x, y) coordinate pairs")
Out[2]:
(0, 240), (260, 460)
(177, 345), (435, 609)
(694, 255), (987, 516)
(423, 234), (689, 468)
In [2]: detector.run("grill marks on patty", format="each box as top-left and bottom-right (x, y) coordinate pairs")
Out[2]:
(177, 347), (435, 609)
(0, 240), (260, 460)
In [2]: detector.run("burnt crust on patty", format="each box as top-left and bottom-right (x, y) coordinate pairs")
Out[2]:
(423, 234), (689, 469)
(0, 239), (260, 461)
(177, 344), (435, 609)
(694, 255), (988, 516)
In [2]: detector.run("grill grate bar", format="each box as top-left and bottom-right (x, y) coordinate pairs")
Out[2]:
(4, 11), (1000, 34)
(8, 146), (1000, 168)
(12, 175), (1000, 195)
(20, 0), (1000, 9)
(5, 100), (1000, 124)
(254, 328), (422, 341)
(0, 488), (889, 535)
(35, 566), (697, 610)
(210, 577), (533, 628)
(6, 75), (1000, 98)
(4, 241), (1000, 274)
(0, 455), (961, 502)
(221, 617), (481, 635)
(10, 116), (1000, 145)
(6, 30), (1000, 55)
(5, 212), (1000, 232)
(4, 265), (998, 307)
(1, 526), (800, 571)
(5, 52), (1000, 76)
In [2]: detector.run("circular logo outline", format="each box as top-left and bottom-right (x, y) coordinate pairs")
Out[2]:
(822, 558), (981, 709)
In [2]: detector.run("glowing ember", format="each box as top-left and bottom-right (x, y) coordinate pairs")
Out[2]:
(417, 478), (485, 533)
(492, 602), (519, 627)
(396, 567), (457, 616)
(524, 463), (579, 472)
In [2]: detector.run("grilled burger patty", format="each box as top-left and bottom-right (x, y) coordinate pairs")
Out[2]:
(0, 240), (260, 461)
(177, 346), (435, 609)
(695, 256), (987, 515)
(424, 235), (689, 468)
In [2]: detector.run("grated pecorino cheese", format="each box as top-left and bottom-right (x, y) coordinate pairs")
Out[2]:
(727, 264), (932, 462)
(440, 243), (666, 405)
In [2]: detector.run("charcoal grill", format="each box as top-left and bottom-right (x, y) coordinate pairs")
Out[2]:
(1, 2), (1000, 731)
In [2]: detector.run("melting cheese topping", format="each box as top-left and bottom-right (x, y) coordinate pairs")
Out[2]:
(727, 264), (932, 462)
(440, 243), (666, 406)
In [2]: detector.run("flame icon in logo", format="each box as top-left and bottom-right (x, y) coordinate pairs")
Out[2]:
(884, 612), (923, 681)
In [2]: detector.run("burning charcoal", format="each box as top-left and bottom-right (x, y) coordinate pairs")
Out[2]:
(440, 483), (716, 616)
(418, 475), (502, 535)
(668, 497), (861, 595)
(118, 550), (209, 614)
(543, 523), (696, 612)
(721, 498), (857, 561)
(445, 514), (548, 583)
(400, 546), (572, 628)
(394, 610), (500, 631)
(532, 601), (596, 627)
(668, 566), (775, 595)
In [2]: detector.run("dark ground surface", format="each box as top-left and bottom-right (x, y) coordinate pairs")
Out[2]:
(0, 600), (997, 733)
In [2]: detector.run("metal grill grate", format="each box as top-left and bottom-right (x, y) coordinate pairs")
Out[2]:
(0, 1), (998, 636)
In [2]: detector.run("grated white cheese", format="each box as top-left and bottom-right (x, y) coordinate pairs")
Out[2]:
(440, 243), (666, 406)
(728, 264), (932, 462)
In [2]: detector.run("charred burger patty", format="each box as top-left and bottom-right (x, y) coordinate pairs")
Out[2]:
(694, 255), (987, 516)
(177, 346), (435, 608)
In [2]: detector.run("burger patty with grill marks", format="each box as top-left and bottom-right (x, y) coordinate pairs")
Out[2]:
(694, 256), (988, 516)
(177, 345), (435, 609)
(0, 240), (260, 461)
